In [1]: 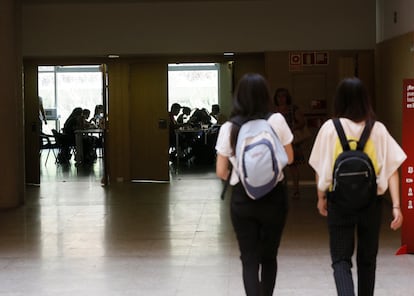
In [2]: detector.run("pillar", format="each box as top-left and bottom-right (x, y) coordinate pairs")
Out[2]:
(0, 0), (24, 208)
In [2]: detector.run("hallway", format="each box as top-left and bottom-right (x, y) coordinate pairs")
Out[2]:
(0, 163), (413, 295)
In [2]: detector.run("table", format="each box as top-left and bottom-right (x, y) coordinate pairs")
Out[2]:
(174, 128), (208, 169)
(74, 128), (104, 165)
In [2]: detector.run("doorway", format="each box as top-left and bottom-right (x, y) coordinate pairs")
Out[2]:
(168, 62), (233, 175)
(37, 65), (106, 183)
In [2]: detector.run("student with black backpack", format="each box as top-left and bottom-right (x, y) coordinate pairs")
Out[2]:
(309, 77), (406, 296)
(216, 73), (294, 296)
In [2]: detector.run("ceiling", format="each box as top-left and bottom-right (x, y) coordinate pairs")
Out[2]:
(22, 0), (252, 3)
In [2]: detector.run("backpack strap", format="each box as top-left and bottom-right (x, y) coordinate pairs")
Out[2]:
(230, 115), (245, 127)
(333, 118), (374, 152)
(357, 121), (374, 151)
(332, 118), (350, 151)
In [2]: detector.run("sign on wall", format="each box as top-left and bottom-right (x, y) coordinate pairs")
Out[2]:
(289, 52), (329, 72)
(400, 78), (414, 254)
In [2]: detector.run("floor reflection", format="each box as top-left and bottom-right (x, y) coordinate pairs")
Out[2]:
(0, 155), (410, 295)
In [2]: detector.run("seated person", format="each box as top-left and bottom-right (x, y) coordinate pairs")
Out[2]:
(90, 104), (105, 129)
(177, 106), (191, 125)
(57, 107), (83, 163)
(81, 108), (99, 163)
(210, 104), (227, 125)
(188, 108), (211, 128)
(60, 107), (97, 165)
(81, 109), (96, 129)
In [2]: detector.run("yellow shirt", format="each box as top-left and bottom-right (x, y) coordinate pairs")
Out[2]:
(309, 118), (406, 195)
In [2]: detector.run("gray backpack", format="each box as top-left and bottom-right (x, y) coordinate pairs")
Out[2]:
(231, 115), (288, 200)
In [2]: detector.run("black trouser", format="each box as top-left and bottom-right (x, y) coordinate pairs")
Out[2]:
(231, 182), (288, 296)
(327, 195), (383, 296)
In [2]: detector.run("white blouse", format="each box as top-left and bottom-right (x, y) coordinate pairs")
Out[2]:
(308, 118), (407, 195)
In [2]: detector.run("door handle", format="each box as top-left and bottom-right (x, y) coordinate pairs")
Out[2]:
(158, 119), (167, 129)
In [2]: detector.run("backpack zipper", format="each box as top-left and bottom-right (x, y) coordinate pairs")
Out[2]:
(333, 157), (374, 190)
(338, 171), (369, 177)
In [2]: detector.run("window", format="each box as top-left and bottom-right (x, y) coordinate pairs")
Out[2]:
(168, 63), (219, 113)
(38, 65), (103, 134)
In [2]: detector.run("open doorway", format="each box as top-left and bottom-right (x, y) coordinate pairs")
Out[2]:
(168, 62), (233, 175)
(38, 65), (106, 183)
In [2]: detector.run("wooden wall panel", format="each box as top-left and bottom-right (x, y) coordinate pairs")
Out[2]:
(376, 32), (414, 142)
(107, 62), (131, 183)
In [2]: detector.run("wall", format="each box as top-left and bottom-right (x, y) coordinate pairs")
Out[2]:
(377, 0), (414, 43)
(22, 1), (375, 57)
(376, 0), (414, 142)
(20, 0), (380, 183)
(376, 32), (414, 142)
(0, 0), (25, 207)
(265, 50), (375, 181)
(105, 55), (265, 183)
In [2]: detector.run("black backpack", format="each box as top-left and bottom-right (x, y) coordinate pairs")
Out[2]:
(331, 118), (377, 212)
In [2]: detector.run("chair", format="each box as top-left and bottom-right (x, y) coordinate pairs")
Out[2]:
(40, 133), (57, 165)
(51, 129), (74, 164)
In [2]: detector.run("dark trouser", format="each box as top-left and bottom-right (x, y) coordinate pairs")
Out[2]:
(327, 196), (383, 296)
(231, 182), (288, 296)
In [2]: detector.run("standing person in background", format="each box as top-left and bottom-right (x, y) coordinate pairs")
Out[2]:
(168, 103), (182, 158)
(274, 88), (307, 199)
(39, 96), (47, 133)
(309, 77), (406, 296)
(216, 73), (294, 296)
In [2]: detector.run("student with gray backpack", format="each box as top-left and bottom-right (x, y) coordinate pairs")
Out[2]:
(216, 73), (294, 296)
(309, 77), (406, 296)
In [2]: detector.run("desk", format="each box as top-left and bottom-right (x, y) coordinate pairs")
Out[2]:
(74, 129), (104, 165)
(174, 128), (208, 169)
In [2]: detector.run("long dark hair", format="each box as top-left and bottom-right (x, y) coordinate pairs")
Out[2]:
(333, 77), (376, 123)
(230, 73), (272, 152)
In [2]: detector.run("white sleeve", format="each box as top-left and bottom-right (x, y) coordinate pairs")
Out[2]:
(215, 121), (233, 157)
(268, 113), (294, 145)
(215, 121), (240, 185)
(308, 120), (336, 192)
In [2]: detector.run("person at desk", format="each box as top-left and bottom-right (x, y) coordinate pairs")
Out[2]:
(57, 107), (83, 163)
(88, 106), (105, 152)
(177, 106), (191, 125)
(76, 108), (99, 164)
(81, 109), (96, 129)
(60, 107), (97, 165)
(63, 107), (83, 140)
(210, 104), (227, 125)
(90, 104), (105, 129)
(169, 103), (182, 160)
(188, 108), (211, 128)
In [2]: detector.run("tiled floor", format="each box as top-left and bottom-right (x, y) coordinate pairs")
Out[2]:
(0, 158), (413, 295)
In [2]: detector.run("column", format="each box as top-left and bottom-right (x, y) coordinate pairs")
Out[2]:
(0, 0), (24, 208)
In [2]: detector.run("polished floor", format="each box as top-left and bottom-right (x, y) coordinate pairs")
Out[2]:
(0, 156), (413, 295)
